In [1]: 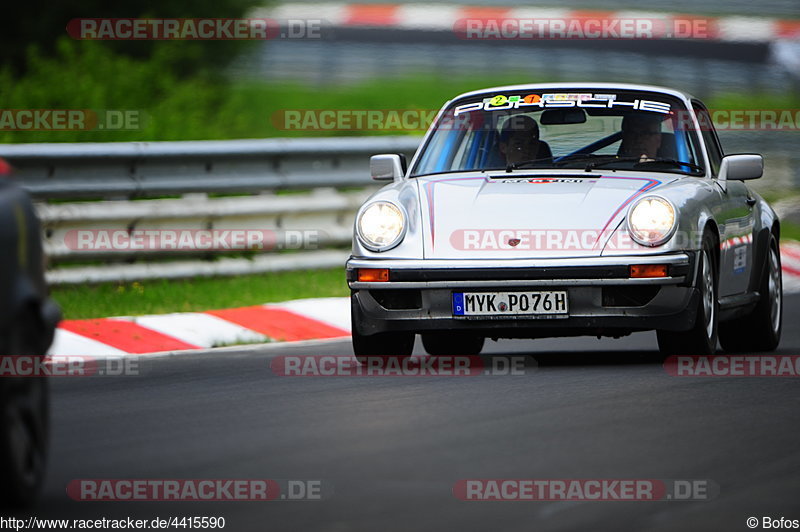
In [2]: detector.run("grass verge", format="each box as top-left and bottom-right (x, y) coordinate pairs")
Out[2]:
(4, 39), (799, 143)
(51, 268), (348, 320)
(782, 221), (800, 242)
(53, 224), (800, 321)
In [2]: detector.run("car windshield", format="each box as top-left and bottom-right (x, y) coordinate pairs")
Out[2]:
(410, 89), (705, 177)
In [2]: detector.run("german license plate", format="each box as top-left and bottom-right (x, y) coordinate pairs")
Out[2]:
(453, 291), (568, 316)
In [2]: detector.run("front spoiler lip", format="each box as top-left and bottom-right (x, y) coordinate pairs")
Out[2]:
(350, 287), (700, 335)
(347, 253), (690, 270)
(347, 253), (693, 288)
(350, 277), (686, 289)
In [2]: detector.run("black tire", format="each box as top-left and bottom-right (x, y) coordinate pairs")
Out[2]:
(719, 237), (782, 352)
(0, 377), (49, 508)
(657, 230), (719, 356)
(352, 330), (415, 365)
(0, 310), (51, 508)
(421, 332), (484, 356)
(0, 378), (49, 508)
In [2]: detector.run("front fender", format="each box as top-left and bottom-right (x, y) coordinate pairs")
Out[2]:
(351, 179), (424, 259)
(748, 192), (780, 293)
(601, 177), (719, 256)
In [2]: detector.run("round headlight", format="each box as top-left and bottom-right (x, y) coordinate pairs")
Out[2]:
(357, 201), (406, 251)
(627, 196), (677, 247)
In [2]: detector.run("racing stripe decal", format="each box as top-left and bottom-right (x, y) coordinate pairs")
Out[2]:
(423, 175), (489, 249)
(593, 175), (662, 249)
(423, 175), (660, 251)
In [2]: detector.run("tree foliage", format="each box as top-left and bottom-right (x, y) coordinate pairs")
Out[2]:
(0, 0), (264, 75)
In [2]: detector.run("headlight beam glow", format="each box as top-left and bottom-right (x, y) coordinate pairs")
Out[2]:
(627, 196), (677, 247)
(357, 201), (406, 251)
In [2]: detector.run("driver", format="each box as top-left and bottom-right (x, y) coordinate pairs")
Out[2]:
(499, 115), (552, 165)
(619, 114), (663, 161)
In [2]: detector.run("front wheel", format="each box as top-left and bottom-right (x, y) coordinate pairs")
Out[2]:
(657, 232), (719, 356)
(719, 237), (782, 352)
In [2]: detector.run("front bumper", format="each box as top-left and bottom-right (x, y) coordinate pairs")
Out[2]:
(348, 253), (700, 338)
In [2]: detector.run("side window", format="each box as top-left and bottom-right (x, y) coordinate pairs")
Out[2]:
(692, 102), (723, 176)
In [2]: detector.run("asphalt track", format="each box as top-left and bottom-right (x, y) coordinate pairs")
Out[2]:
(16, 295), (800, 531)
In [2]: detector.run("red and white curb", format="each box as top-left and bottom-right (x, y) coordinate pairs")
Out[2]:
(48, 297), (351, 358)
(257, 3), (800, 43)
(782, 241), (800, 294)
(47, 243), (800, 358)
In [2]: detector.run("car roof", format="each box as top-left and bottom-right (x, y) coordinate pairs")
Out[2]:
(451, 82), (696, 106)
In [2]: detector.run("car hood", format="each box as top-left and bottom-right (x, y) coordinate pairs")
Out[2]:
(415, 171), (678, 259)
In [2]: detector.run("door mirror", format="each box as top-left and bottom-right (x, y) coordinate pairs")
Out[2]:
(370, 154), (406, 182)
(719, 154), (763, 183)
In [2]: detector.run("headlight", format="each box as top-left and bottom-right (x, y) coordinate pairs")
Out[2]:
(627, 196), (677, 246)
(356, 201), (406, 251)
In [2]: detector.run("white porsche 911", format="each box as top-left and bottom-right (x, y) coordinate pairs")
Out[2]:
(347, 83), (782, 363)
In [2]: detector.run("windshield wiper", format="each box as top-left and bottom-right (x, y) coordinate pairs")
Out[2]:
(635, 158), (705, 173)
(505, 157), (554, 173)
(584, 156), (646, 171)
(552, 154), (609, 167)
(585, 157), (704, 174)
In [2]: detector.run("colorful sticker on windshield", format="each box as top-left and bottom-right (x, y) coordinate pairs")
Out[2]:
(453, 93), (671, 116)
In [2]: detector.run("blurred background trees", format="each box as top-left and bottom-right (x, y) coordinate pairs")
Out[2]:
(0, 0), (260, 76)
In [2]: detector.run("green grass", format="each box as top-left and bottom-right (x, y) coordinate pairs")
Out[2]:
(4, 38), (800, 143)
(51, 224), (800, 321)
(52, 268), (348, 320)
(782, 221), (800, 242)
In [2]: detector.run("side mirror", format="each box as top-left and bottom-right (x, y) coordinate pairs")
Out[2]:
(719, 154), (763, 184)
(370, 154), (406, 182)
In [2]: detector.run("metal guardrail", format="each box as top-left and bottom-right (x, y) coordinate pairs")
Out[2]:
(0, 136), (421, 199)
(38, 189), (372, 261)
(0, 137), (423, 283)
(5, 135), (795, 284)
(46, 249), (354, 285)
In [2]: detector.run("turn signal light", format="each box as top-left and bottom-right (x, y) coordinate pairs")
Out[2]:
(358, 268), (389, 282)
(630, 264), (668, 278)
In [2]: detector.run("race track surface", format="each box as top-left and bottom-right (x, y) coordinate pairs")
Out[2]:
(26, 294), (800, 531)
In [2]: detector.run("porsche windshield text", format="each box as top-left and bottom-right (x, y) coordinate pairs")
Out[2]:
(411, 90), (703, 177)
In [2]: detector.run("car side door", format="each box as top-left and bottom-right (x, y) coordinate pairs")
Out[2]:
(692, 101), (755, 297)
